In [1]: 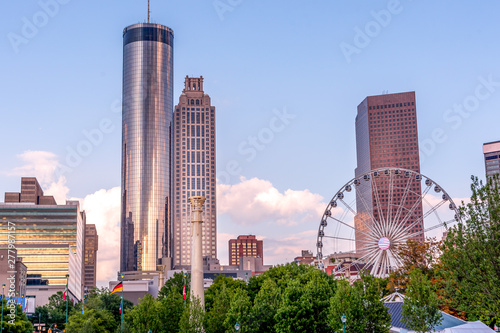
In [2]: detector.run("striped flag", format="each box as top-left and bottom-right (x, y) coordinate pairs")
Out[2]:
(119, 298), (123, 314)
(23, 298), (27, 313)
(378, 237), (391, 250)
(111, 282), (123, 294)
(183, 284), (186, 300)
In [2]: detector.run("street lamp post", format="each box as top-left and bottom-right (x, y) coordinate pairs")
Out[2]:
(341, 314), (346, 333)
(235, 322), (240, 332)
(1, 284), (5, 333)
(65, 274), (69, 328)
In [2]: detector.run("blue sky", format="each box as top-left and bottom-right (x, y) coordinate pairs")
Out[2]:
(1, 0), (500, 284)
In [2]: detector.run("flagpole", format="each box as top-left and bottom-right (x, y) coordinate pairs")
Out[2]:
(1, 284), (4, 333)
(183, 273), (186, 306)
(65, 274), (69, 327)
(120, 273), (124, 333)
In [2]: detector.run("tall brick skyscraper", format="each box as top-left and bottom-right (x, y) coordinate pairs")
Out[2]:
(172, 76), (216, 268)
(354, 91), (424, 255)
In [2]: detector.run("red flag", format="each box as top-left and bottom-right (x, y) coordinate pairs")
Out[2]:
(183, 284), (186, 300)
(63, 288), (67, 300)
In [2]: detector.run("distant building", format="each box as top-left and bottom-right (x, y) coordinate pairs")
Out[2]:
(0, 177), (86, 302)
(294, 250), (315, 265)
(0, 247), (27, 297)
(173, 76), (217, 269)
(229, 235), (264, 266)
(355, 91), (424, 258)
(84, 224), (98, 291)
(109, 278), (160, 305)
(483, 140), (500, 177)
(238, 256), (271, 275)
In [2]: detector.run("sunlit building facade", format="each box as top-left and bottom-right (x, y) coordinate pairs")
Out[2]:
(84, 224), (98, 291)
(0, 177), (85, 300)
(173, 76), (217, 268)
(355, 92), (423, 256)
(228, 235), (263, 266)
(120, 23), (174, 273)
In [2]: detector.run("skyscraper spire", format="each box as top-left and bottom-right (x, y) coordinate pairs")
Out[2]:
(148, 0), (150, 23)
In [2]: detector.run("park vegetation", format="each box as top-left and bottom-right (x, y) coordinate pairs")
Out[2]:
(22, 175), (499, 332)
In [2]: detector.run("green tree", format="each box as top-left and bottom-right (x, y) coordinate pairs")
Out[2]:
(402, 269), (442, 333)
(247, 278), (280, 333)
(328, 281), (364, 333)
(274, 280), (314, 333)
(440, 176), (500, 326)
(125, 291), (183, 333)
(179, 297), (204, 333)
(204, 281), (233, 333)
(223, 288), (252, 333)
(156, 289), (184, 333)
(204, 275), (246, 312)
(1, 299), (34, 333)
(159, 272), (190, 300)
(33, 291), (79, 330)
(66, 308), (116, 333)
(388, 238), (441, 293)
(125, 294), (159, 333)
(356, 274), (391, 333)
(66, 287), (132, 333)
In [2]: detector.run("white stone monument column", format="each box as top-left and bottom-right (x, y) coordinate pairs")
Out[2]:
(189, 196), (206, 307)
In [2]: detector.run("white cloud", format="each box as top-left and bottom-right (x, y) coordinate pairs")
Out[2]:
(79, 187), (121, 287)
(8, 150), (69, 203)
(217, 177), (325, 226)
(263, 230), (318, 265)
(217, 232), (237, 266)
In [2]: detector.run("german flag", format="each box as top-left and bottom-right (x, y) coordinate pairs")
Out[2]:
(111, 282), (123, 294)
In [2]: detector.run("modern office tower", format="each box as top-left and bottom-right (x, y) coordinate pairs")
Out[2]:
(0, 177), (85, 301)
(354, 92), (423, 255)
(120, 23), (174, 274)
(483, 141), (500, 177)
(228, 235), (263, 266)
(172, 76), (217, 268)
(84, 224), (98, 290)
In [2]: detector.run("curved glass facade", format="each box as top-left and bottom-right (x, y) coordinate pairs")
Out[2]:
(120, 23), (174, 272)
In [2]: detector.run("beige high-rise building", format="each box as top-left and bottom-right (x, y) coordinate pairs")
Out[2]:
(173, 76), (217, 268)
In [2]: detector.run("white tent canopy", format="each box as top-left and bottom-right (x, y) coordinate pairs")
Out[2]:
(438, 321), (494, 333)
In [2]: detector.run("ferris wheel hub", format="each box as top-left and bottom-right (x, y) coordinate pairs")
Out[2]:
(378, 237), (391, 250)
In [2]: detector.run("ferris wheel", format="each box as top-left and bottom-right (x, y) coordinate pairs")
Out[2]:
(316, 168), (461, 278)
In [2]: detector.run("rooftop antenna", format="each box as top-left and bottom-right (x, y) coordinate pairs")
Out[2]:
(148, 0), (150, 23)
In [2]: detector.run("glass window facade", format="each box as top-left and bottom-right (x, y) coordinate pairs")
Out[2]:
(0, 199), (85, 300)
(355, 92), (424, 256)
(121, 23), (174, 272)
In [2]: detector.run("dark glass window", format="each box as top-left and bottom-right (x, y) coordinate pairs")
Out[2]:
(123, 26), (173, 46)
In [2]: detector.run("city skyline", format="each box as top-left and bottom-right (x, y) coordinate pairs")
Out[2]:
(1, 1), (500, 287)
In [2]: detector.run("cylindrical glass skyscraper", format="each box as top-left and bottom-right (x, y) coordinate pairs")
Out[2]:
(120, 23), (173, 273)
